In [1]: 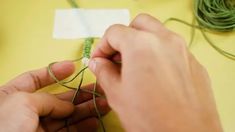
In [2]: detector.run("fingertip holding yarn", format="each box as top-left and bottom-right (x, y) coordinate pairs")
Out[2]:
(82, 57), (90, 66)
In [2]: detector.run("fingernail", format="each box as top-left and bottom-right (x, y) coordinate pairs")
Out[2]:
(89, 59), (96, 72)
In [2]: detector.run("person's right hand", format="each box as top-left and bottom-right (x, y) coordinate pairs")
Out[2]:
(89, 14), (223, 132)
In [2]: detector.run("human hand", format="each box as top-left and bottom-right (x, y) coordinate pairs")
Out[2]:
(0, 61), (110, 132)
(89, 14), (222, 132)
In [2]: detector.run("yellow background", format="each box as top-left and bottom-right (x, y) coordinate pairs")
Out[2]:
(0, 0), (235, 131)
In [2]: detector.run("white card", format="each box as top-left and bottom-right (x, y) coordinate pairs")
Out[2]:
(53, 9), (130, 39)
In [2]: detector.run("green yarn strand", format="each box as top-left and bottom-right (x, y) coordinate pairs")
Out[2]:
(67, 0), (79, 8)
(83, 37), (94, 59)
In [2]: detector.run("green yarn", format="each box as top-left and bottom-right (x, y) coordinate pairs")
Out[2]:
(47, 62), (103, 97)
(67, 0), (95, 61)
(194, 0), (235, 31)
(83, 37), (94, 59)
(67, 0), (79, 8)
(165, 18), (235, 60)
(62, 1), (105, 132)
(165, 0), (235, 60)
(93, 81), (106, 132)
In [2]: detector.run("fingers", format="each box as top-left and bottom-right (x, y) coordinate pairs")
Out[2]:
(91, 24), (140, 58)
(28, 92), (74, 118)
(58, 118), (99, 132)
(91, 14), (168, 59)
(130, 13), (168, 35)
(89, 17), (164, 96)
(2, 61), (75, 94)
(89, 58), (121, 96)
(56, 83), (105, 104)
(69, 97), (110, 123)
(40, 97), (110, 132)
(41, 117), (99, 132)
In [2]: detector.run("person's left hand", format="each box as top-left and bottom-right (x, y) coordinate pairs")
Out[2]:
(0, 61), (110, 132)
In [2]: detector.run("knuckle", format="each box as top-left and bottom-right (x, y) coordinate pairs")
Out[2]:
(132, 13), (162, 29)
(28, 71), (42, 89)
(105, 24), (124, 35)
(22, 71), (42, 90)
(135, 13), (152, 22)
(104, 24), (127, 45)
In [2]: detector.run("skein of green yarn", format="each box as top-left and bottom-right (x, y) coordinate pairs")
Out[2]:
(194, 0), (235, 32)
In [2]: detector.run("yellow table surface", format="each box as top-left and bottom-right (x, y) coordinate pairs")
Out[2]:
(1, 0), (235, 131)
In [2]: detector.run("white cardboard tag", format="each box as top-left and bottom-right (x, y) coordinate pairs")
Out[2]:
(53, 9), (130, 39)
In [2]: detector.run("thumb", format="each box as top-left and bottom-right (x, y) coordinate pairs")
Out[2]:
(88, 58), (120, 94)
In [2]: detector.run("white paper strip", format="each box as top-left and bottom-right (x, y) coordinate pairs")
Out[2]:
(53, 9), (130, 39)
